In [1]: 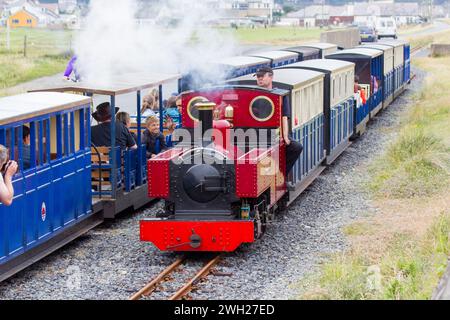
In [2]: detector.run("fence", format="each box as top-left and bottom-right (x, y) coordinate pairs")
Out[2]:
(0, 27), (73, 57)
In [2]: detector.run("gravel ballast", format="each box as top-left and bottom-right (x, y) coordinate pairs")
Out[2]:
(0, 67), (425, 300)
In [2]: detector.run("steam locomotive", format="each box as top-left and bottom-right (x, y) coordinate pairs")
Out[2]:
(140, 41), (411, 253)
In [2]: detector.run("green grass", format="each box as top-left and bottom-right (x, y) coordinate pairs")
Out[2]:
(298, 54), (450, 300)
(0, 28), (73, 93)
(299, 214), (450, 300)
(367, 57), (450, 199)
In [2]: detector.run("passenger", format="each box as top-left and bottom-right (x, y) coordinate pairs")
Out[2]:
(63, 55), (81, 82)
(371, 75), (379, 93)
(116, 111), (137, 144)
(255, 66), (303, 175)
(151, 88), (160, 110)
(91, 102), (137, 150)
(163, 96), (181, 127)
(22, 126), (31, 170)
(143, 116), (167, 159)
(354, 76), (367, 105)
(141, 95), (158, 117)
(0, 145), (18, 206)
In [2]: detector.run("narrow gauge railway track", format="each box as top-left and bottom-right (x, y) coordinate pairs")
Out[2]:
(130, 254), (223, 300)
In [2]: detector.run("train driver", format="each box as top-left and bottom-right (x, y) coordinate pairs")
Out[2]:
(255, 66), (303, 176)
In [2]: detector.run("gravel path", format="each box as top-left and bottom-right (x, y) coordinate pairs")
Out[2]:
(0, 68), (425, 300)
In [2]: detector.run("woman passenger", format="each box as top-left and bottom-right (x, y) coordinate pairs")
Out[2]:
(116, 111), (137, 145)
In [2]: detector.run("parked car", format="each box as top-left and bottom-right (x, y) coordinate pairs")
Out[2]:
(359, 26), (378, 42)
(376, 17), (397, 39)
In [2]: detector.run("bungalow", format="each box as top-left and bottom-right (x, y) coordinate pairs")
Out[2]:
(7, 8), (38, 27)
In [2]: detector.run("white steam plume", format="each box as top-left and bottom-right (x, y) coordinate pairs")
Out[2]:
(74, 0), (238, 87)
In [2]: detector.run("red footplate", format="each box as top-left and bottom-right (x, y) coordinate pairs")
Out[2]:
(140, 219), (255, 252)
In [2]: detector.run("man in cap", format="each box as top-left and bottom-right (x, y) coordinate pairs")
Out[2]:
(255, 67), (303, 176)
(91, 102), (137, 150)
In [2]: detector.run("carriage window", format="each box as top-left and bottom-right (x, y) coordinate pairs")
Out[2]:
(250, 96), (275, 122)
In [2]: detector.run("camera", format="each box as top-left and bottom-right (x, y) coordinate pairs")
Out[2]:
(1, 160), (12, 177)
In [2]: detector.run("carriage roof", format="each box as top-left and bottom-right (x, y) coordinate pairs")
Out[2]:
(326, 48), (383, 58)
(213, 56), (271, 68)
(358, 44), (394, 53)
(250, 50), (299, 60)
(377, 39), (409, 48)
(0, 92), (90, 126)
(283, 46), (320, 56)
(225, 68), (324, 90)
(29, 72), (181, 96)
(279, 59), (355, 74)
(301, 42), (338, 50)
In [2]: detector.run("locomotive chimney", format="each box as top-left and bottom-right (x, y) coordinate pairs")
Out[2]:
(195, 101), (216, 142)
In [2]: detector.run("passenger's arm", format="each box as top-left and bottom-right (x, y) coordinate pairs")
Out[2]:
(282, 116), (291, 146)
(0, 161), (18, 206)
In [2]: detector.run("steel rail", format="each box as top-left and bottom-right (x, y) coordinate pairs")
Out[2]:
(169, 255), (222, 301)
(129, 257), (185, 300)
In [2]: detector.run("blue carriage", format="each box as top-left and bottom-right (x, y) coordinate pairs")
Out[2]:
(278, 59), (356, 164)
(326, 48), (383, 135)
(378, 40), (407, 98)
(360, 43), (396, 108)
(0, 92), (101, 282)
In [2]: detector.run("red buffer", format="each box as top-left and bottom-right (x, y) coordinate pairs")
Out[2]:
(140, 220), (255, 252)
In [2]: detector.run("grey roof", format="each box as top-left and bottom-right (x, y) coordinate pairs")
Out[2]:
(249, 50), (299, 61)
(326, 48), (383, 58)
(278, 59), (355, 74)
(30, 72), (181, 96)
(226, 68), (324, 90)
(284, 46), (320, 55)
(377, 39), (409, 48)
(359, 44), (394, 53)
(0, 92), (90, 126)
(301, 42), (338, 50)
(213, 56), (270, 68)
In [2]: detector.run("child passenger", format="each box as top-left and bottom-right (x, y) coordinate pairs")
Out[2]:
(143, 116), (166, 159)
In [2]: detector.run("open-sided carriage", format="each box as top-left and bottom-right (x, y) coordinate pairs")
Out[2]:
(31, 73), (181, 218)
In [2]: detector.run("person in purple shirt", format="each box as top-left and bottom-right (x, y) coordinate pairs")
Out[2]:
(64, 55), (81, 82)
